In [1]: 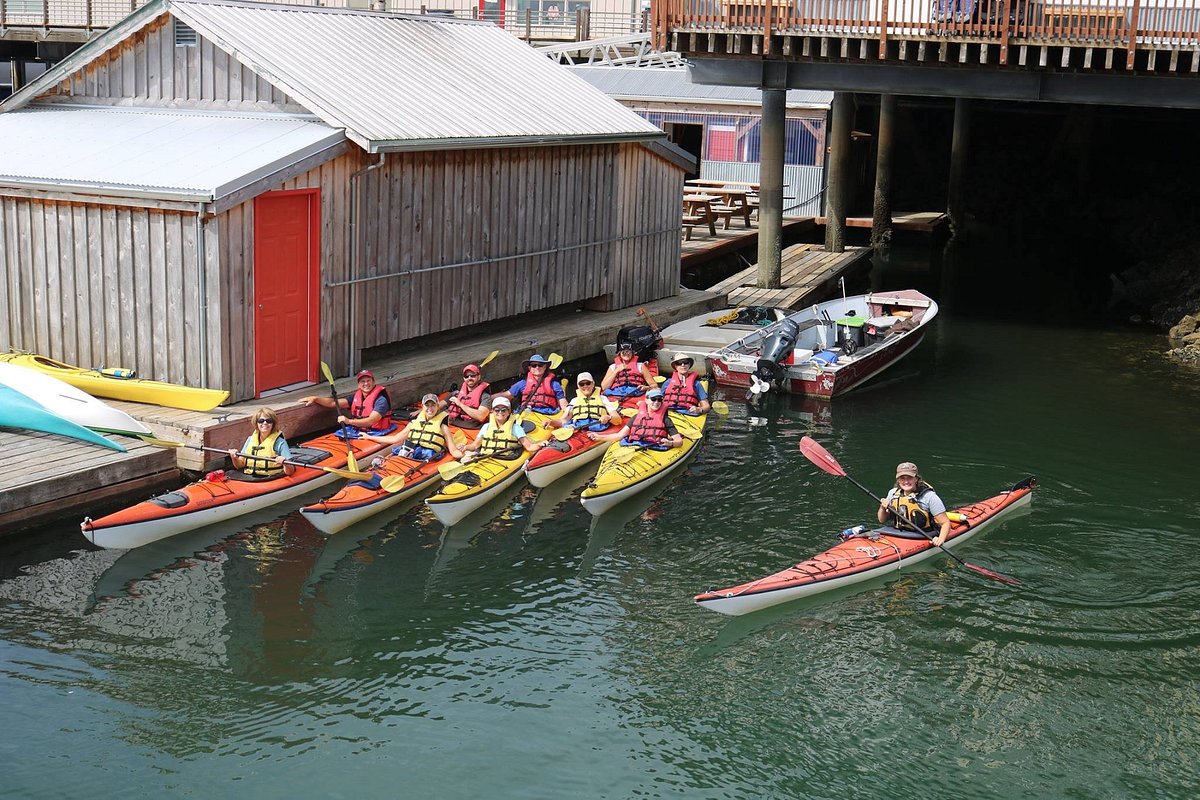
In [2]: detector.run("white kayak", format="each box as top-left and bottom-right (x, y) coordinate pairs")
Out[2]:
(0, 361), (151, 437)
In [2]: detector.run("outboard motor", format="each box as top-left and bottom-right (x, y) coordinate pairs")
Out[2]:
(615, 324), (663, 362)
(750, 318), (800, 396)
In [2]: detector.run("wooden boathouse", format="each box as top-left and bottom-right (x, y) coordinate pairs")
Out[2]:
(0, 0), (694, 403)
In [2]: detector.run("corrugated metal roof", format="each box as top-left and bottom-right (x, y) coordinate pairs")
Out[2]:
(168, 0), (664, 152)
(0, 106), (344, 201)
(567, 66), (833, 110)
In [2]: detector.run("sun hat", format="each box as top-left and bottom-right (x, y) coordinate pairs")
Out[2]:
(421, 393), (438, 405)
(492, 396), (512, 409)
(463, 364), (481, 376)
(895, 462), (919, 478)
(617, 341), (634, 351)
(646, 388), (664, 399)
(523, 354), (550, 370)
(671, 352), (694, 365)
(576, 371), (595, 384)
(355, 369), (374, 380)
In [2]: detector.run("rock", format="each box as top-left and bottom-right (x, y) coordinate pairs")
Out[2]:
(1168, 314), (1199, 339)
(1183, 331), (1200, 346)
(1167, 345), (1200, 365)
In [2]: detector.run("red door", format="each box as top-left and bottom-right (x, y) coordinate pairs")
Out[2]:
(254, 190), (320, 394)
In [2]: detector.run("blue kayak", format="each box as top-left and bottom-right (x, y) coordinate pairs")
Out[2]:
(0, 384), (125, 451)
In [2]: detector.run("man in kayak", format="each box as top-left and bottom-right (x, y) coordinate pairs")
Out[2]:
(660, 353), (711, 415)
(228, 407), (295, 478)
(459, 396), (546, 458)
(588, 388), (682, 450)
(301, 369), (396, 434)
(877, 461), (952, 546)
(499, 354), (567, 416)
(600, 341), (655, 400)
(545, 372), (617, 433)
(365, 394), (464, 463)
(444, 363), (492, 429)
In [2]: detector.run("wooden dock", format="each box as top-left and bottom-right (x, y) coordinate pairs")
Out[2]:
(0, 288), (727, 535)
(707, 243), (873, 309)
(815, 211), (949, 233)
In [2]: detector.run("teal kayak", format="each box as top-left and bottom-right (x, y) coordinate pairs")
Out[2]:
(0, 384), (125, 451)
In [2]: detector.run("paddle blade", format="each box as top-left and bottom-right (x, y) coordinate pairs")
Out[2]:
(345, 449), (359, 473)
(552, 426), (576, 441)
(138, 435), (184, 448)
(320, 360), (336, 387)
(799, 436), (847, 478)
(654, 375), (667, 384)
(450, 429), (469, 447)
(612, 445), (639, 464)
(963, 561), (1022, 586)
(548, 352), (563, 370)
(438, 461), (465, 481)
(620, 407), (639, 418)
(479, 349), (500, 368)
(325, 465), (370, 480)
(380, 475), (407, 493)
(710, 400), (729, 416)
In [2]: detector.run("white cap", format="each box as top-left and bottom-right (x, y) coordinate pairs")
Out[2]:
(576, 372), (595, 384)
(492, 396), (511, 409)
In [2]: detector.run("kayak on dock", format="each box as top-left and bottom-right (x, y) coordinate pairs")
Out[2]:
(81, 430), (388, 549)
(579, 410), (707, 517)
(0, 351), (229, 411)
(0, 384), (126, 451)
(300, 425), (480, 535)
(0, 361), (152, 438)
(694, 476), (1036, 616)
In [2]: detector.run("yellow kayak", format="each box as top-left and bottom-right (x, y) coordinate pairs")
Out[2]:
(580, 410), (707, 516)
(0, 352), (228, 411)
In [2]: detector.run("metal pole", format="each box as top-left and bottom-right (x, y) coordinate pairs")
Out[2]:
(757, 87), (785, 289)
(824, 91), (853, 254)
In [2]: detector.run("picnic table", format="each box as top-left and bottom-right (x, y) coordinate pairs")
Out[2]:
(682, 193), (720, 240)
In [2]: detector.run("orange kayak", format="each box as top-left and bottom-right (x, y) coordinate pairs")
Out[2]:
(81, 430), (388, 549)
(695, 477), (1036, 616)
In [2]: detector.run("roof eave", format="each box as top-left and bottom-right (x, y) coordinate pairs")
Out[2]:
(0, 179), (212, 204)
(367, 131), (666, 154)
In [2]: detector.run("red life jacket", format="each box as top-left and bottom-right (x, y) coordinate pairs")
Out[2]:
(520, 371), (560, 412)
(350, 383), (393, 432)
(448, 379), (490, 427)
(626, 404), (670, 444)
(662, 372), (700, 410)
(609, 355), (648, 391)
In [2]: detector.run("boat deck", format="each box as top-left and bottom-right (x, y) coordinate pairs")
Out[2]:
(0, 289), (726, 535)
(708, 243), (873, 309)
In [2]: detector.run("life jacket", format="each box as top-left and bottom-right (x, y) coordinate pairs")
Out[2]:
(448, 380), (490, 428)
(608, 355), (648, 392)
(888, 488), (935, 531)
(626, 404), (669, 444)
(242, 430), (284, 478)
(662, 372), (700, 410)
(405, 410), (448, 454)
(478, 415), (522, 455)
(519, 372), (560, 413)
(350, 383), (393, 432)
(570, 391), (609, 425)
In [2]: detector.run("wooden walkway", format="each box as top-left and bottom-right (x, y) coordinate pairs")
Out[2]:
(707, 243), (873, 309)
(814, 211), (949, 233)
(0, 289), (727, 535)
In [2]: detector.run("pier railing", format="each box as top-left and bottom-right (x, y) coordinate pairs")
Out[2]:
(653, 0), (1200, 65)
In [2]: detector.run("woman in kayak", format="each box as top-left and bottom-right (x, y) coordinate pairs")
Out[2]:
(600, 341), (655, 400)
(459, 396), (545, 458)
(365, 394), (464, 463)
(877, 461), (951, 546)
(660, 353), (711, 415)
(588, 388), (683, 450)
(228, 408), (295, 478)
(545, 371), (616, 433)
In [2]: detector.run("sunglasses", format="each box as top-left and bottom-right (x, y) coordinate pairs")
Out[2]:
(647, 397), (663, 403)
(494, 406), (511, 412)
(256, 418), (273, 424)
(464, 373), (480, 378)
(578, 380), (594, 386)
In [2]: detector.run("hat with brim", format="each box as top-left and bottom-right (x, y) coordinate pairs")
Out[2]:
(421, 393), (439, 405)
(671, 352), (694, 365)
(522, 354), (550, 371)
(355, 369), (374, 380)
(895, 462), (919, 478)
(492, 396), (512, 409)
(576, 371), (595, 384)
(646, 388), (664, 399)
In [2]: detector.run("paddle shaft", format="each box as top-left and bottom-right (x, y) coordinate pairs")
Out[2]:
(196, 444), (366, 478)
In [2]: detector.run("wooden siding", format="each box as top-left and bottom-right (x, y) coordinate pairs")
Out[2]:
(40, 15), (300, 110)
(0, 196), (224, 390)
(217, 142), (681, 398)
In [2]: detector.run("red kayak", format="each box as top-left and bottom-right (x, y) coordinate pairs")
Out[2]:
(81, 430), (389, 549)
(695, 477), (1036, 616)
(524, 421), (624, 488)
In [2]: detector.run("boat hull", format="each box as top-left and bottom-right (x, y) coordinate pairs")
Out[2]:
(0, 361), (152, 436)
(0, 384), (125, 451)
(694, 478), (1036, 616)
(0, 352), (228, 411)
(81, 431), (387, 548)
(425, 452), (531, 527)
(524, 422), (621, 488)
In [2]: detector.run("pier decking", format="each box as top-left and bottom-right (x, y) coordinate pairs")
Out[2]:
(707, 243), (872, 309)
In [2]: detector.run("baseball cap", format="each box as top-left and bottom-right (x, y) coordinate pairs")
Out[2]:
(576, 371), (594, 384)
(355, 369), (374, 380)
(671, 352), (693, 364)
(617, 341), (634, 351)
(492, 396), (512, 409)
(463, 364), (481, 376)
(895, 462), (919, 478)
(646, 388), (664, 399)
(421, 393), (438, 405)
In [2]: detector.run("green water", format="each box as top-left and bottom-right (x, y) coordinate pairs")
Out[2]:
(3, 270), (1200, 797)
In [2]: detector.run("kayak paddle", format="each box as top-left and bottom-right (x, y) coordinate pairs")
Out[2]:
(321, 360), (359, 474)
(798, 435), (1019, 586)
(145, 439), (371, 481)
(479, 350), (500, 369)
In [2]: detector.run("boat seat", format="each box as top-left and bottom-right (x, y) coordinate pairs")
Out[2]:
(147, 491), (189, 509)
(791, 348), (814, 363)
(290, 446), (332, 465)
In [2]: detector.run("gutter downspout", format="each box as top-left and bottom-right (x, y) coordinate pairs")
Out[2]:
(347, 153), (386, 375)
(196, 202), (209, 389)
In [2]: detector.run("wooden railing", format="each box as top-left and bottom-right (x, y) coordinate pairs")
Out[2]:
(653, 0), (1200, 67)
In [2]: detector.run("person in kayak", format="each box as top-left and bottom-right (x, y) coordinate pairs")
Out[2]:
(301, 369), (396, 434)
(588, 388), (683, 450)
(365, 394), (464, 463)
(877, 461), (952, 546)
(545, 372), (617, 433)
(444, 363), (492, 429)
(660, 353), (711, 415)
(499, 354), (567, 415)
(228, 408), (295, 478)
(600, 341), (655, 400)
(458, 396), (546, 459)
